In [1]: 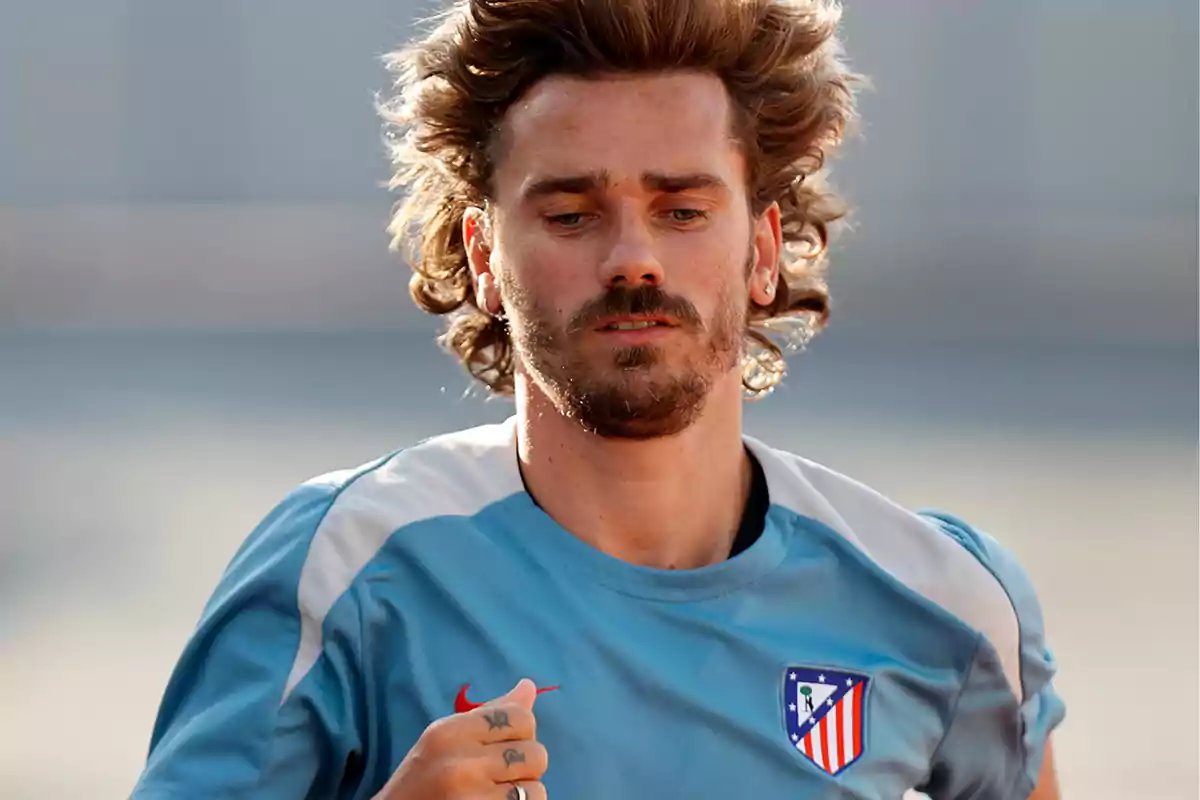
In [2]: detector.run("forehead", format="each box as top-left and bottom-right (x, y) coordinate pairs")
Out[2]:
(491, 72), (744, 199)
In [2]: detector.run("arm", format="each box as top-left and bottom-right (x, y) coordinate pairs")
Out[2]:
(917, 512), (1067, 800)
(132, 481), (364, 799)
(1027, 740), (1060, 800)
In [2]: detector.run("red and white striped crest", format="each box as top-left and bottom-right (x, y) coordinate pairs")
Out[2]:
(783, 666), (870, 776)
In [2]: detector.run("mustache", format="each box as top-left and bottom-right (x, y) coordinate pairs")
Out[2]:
(566, 285), (704, 334)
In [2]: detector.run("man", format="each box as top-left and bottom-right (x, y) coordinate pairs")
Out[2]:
(133, 0), (1065, 798)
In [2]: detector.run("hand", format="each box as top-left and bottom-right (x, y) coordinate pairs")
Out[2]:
(373, 678), (548, 800)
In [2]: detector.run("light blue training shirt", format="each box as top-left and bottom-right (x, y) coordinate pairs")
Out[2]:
(133, 418), (1065, 799)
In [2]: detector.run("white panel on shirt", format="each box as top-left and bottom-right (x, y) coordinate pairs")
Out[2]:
(284, 420), (522, 700)
(746, 437), (1024, 704)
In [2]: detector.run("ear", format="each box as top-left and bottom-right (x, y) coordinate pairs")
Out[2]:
(748, 202), (782, 307)
(463, 205), (501, 315)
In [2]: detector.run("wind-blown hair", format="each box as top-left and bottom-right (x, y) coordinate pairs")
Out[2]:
(379, 0), (862, 397)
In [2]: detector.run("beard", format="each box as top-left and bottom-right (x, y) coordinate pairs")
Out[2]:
(502, 268), (748, 440)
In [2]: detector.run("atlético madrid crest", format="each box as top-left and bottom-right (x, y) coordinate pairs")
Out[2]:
(783, 666), (870, 776)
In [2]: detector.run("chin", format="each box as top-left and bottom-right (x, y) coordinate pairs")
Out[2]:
(565, 373), (710, 440)
(610, 344), (663, 370)
(576, 407), (698, 440)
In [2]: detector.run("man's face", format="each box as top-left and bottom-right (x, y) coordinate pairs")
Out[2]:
(476, 72), (777, 439)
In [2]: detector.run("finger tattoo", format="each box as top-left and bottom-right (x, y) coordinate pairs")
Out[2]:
(484, 710), (511, 731)
(503, 748), (526, 767)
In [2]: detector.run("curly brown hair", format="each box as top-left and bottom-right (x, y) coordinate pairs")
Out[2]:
(379, 0), (862, 397)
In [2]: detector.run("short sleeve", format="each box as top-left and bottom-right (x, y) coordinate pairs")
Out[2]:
(916, 511), (1067, 800)
(131, 481), (365, 799)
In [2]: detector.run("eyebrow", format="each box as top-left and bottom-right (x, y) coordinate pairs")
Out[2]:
(521, 171), (610, 201)
(642, 172), (729, 194)
(519, 170), (730, 202)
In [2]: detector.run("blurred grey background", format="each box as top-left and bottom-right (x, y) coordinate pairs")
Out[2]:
(1, 1), (1196, 797)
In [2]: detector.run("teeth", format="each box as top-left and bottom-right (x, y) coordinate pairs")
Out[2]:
(609, 321), (659, 330)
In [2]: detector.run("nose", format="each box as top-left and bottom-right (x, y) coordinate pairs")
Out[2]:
(597, 209), (664, 289)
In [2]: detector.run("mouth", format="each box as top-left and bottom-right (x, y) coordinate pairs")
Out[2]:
(595, 316), (677, 332)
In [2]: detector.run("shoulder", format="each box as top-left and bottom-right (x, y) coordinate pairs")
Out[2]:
(748, 438), (1038, 702)
(300, 419), (523, 526)
(291, 419), (524, 594)
(275, 421), (523, 696)
(252, 420), (520, 550)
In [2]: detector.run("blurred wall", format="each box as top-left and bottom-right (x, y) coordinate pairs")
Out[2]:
(1, 0), (1195, 345)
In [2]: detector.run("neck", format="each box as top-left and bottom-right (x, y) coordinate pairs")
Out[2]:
(515, 374), (751, 570)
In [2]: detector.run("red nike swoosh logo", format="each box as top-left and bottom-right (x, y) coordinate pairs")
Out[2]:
(454, 683), (560, 714)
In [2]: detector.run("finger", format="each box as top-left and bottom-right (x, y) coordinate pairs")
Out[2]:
(471, 702), (537, 744)
(488, 678), (538, 712)
(478, 739), (549, 783)
(496, 780), (548, 800)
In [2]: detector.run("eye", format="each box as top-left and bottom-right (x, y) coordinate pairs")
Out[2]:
(546, 212), (589, 228)
(666, 208), (708, 224)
